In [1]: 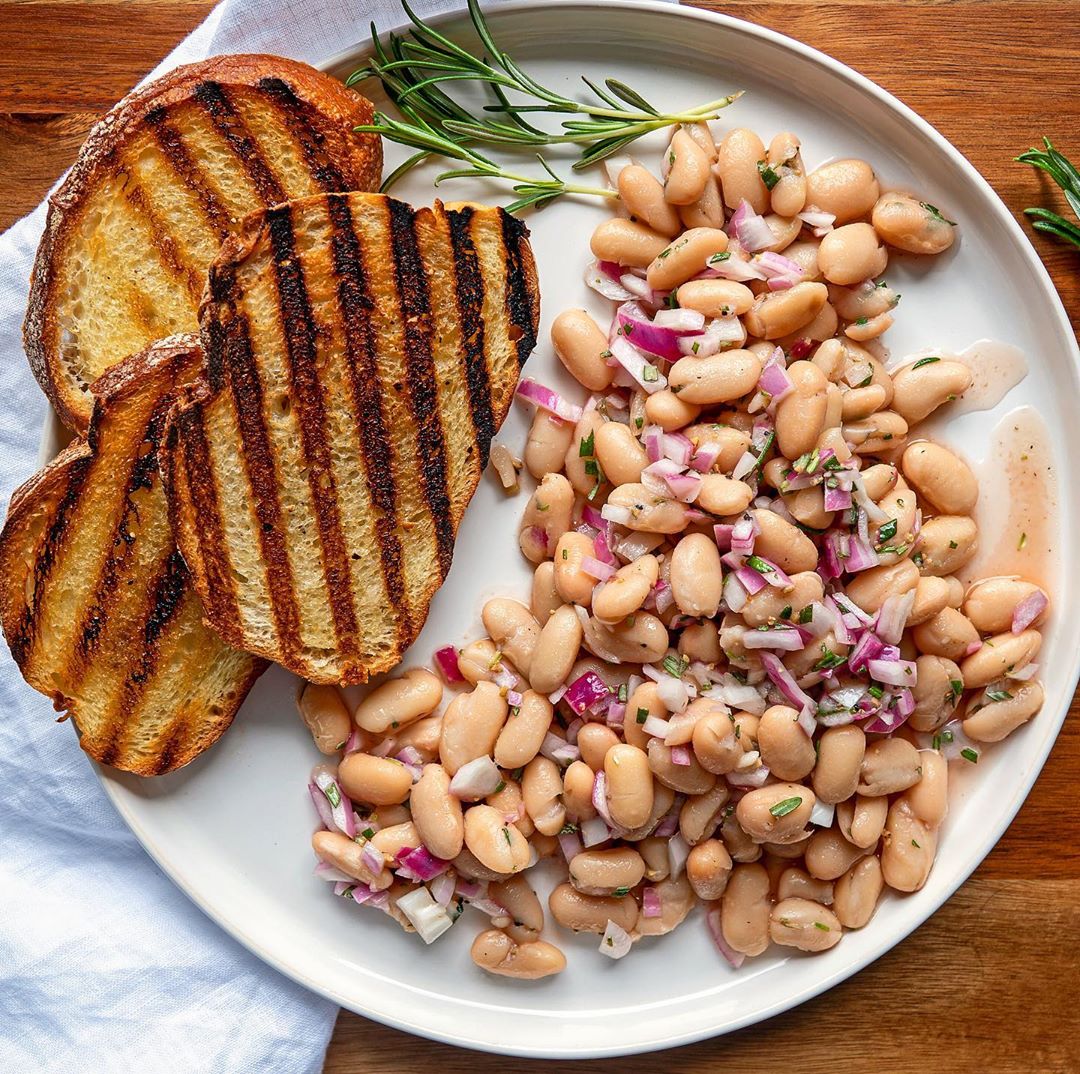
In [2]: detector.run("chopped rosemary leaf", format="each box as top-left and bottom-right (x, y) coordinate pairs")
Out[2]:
(961, 748), (979, 763)
(912, 356), (941, 370)
(757, 160), (781, 190)
(769, 796), (802, 818)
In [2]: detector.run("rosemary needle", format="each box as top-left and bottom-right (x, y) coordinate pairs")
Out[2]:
(1016, 137), (1080, 251)
(349, 0), (742, 210)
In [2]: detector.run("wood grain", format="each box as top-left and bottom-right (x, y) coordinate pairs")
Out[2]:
(2, 2), (1077, 1071)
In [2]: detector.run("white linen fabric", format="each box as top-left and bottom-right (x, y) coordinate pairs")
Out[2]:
(0, 0), (674, 1069)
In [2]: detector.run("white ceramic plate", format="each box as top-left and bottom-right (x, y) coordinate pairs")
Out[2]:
(73, 0), (1080, 1058)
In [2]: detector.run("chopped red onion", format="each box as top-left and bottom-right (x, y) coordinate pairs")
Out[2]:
(641, 886), (662, 919)
(823, 481), (853, 513)
(758, 358), (794, 403)
(591, 771), (619, 830)
(548, 684), (568, 705)
(610, 336), (668, 394)
(833, 591), (874, 625)
(585, 258), (635, 301)
(689, 442), (722, 473)
(742, 626), (805, 651)
(722, 571), (748, 613)
(756, 250), (804, 283)
(760, 652), (816, 711)
(797, 703), (817, 738)
(599, 919), (633, 960)
(539, 731), (581, 766)
(797, 207), (836, 235)
(308, 782), (336, 831)
(361, 841), (386, 877)
(642, 459), (702, 503)
(703, 251), (768, 283)
(669, 745), (692, 766)
(734, 565), (769, 596)
(620, 272), (656, 303)
(654, 307), (706, 332)
(706, 907), (746, 968)
(565, 671), (611, 715)
(866, 658), (918, 687)
(506, 689), (524, 708)
(492, 663), (519, 691)
(396, 845), (451, 882)
(615, 301), (699, 362)
(667, 832), (691, 878)
(731, 450), (759, 483)
(558, 829), (585, 861)
(1012, 590), (1048, 633)
(663, 431), (695, 466)
(449, 755), (503, 799)
(729, 199), (776, 252)
(846, 631), (884, 675)
(876, 589), (916, 645)
(654, 580), (675, 614)
(394, 748), (424, 783)
(516, 377), (583, 423)
(312, 766), (356, 838)
(593, 531), (617, 568)
(342, 729), (363, 755)
(429, 871), (456, 907)
(433, 645), (465, 684)
(581, 555), (617, 582)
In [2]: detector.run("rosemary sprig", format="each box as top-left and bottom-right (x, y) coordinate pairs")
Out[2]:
(371, 111), (617, 213)
(1016, 137), (1080, 250)
(348, 0), (741, 208)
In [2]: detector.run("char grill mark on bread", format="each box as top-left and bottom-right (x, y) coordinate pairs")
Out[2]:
(325, 195), (413, 645)
(24, 54), (383, 432)
(0, 337), (265, 775)
(143, 106), (232, 237)
(387, 197), (456, 578)
(192, 80), (289, 204)
(264, 204), (362, 663)
(447, 207), (496, 468)
(163, 193), (540, 685)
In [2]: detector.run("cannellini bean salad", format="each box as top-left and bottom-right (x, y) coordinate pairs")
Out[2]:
(301, 120), (1049, 979)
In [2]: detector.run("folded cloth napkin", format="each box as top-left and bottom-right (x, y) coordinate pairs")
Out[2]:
(0, 1), (494, 1071)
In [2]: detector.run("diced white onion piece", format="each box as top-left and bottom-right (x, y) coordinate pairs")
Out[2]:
(667, 833), (691, 879)
(395, 887), (455, 944)
(449, 755), (502, 800)
(580, 815), (611, 848)
(809, 798), (835, 828)
(599, 919), (633, 960)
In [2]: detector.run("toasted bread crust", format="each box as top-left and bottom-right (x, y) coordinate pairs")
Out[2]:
(0, 335), (266, 775)
(25, 54), (383, 432)
(164, 193), (539, 684)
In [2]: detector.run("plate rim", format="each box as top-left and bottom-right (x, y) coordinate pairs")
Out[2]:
(93, 0), (1080, 1057)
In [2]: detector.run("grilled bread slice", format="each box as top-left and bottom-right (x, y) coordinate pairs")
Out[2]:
(25, 54), (383, 432)
(163, 192), (539, 685)
(0, 336), (266, 775)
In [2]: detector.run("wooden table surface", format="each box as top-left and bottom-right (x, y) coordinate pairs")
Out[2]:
(4, 1), (1078, 1070)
